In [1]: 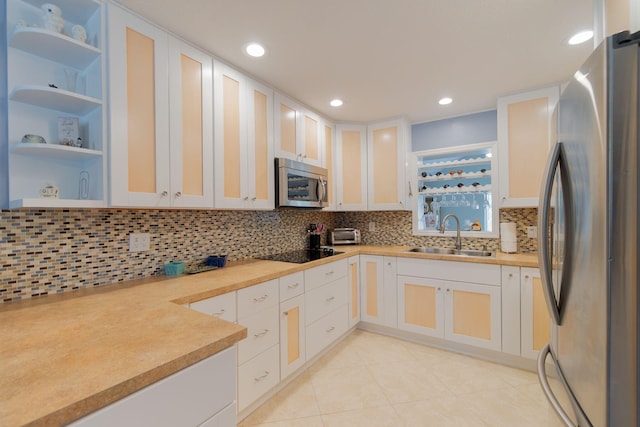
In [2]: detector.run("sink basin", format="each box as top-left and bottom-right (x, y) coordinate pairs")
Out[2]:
(406, 247), (495, 258)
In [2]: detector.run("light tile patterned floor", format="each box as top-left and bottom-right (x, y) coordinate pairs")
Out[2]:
(239, 330), (565, 427)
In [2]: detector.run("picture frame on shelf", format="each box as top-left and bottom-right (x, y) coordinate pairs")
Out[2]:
(58, 116), (79, 146)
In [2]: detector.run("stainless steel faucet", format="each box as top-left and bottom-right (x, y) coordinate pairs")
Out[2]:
(440, 213), (462, 250)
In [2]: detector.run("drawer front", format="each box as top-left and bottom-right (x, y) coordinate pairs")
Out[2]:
(306, 305), (348, 360)
(304, 259), (348, 291)
(305, 276), (348, 325)
(397, 258), (501, 285)
(237, 279), (279, 318)
(279, 272), (304, 302)
(237, 305), (280, 365)
(190, 292), (237, 323)
(238, 344), (280, 412)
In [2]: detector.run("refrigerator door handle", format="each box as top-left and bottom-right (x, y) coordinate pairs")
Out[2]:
(538, 143), (564, 324)
(538, 344), (592, 427)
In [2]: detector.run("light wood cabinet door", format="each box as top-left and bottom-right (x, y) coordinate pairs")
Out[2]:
(335, 124), (368, 211)
(521, 267), (550, 359)
(444, 281), (502, 351)
(280, 294), (306, 379)
(214, 62), (274, 210)
(108, 5), (171, 207)
(168, 37), (213, 208)
(367, 118), (409, 211)
(348, 256), (360, 327)
(497, 86), (559, 208)
(397, 275), (445, 338)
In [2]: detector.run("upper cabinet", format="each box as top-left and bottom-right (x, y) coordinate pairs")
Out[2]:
(322, 119), (336, 210)
(5, 0), (106, 208)
(213, 61), (274, 210)
(274, 93), (323, 167)
(107, 4), (213, 208)
(497, 86), (559, 208)
(335, 124), (368, 211)
(367, 118), (410, 211)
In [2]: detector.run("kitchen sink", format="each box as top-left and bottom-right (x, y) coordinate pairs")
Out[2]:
(406, 247), (495, 258)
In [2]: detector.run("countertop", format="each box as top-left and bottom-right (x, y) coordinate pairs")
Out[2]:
(0, 246), (538, 426)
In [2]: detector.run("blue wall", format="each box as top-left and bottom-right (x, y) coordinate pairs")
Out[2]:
(411, 110), (497, 152)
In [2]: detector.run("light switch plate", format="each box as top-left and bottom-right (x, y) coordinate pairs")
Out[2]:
(129, 233), (150, 252)
(527, 226), (537, 239)
(369, 222), (376, 232)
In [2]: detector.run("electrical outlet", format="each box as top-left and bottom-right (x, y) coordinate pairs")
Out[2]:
(129, 233), (150, 252)
(527, 226), (538, 239)
(369, 222), (376, 232)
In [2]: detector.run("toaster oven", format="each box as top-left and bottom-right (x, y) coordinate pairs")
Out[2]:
(329, 228), (361, 245)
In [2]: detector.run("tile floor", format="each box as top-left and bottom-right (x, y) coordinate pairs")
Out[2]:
(239, 330), (565, 427)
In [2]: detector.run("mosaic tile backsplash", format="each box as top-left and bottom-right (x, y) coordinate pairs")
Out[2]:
(0, 207), (536, 303)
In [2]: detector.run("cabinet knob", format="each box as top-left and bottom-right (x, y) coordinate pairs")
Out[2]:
(525, 275), (530, 279)
(243, 196), (249, 201)
(387, 262), (392, 266)
(437, 287), (441, 291)
(175, 191), (182, 198)
(251, 197), (257, 201)
(446, 288), (451, 292)
(509, 273), (513, 278)
(161, 191), (168, 198)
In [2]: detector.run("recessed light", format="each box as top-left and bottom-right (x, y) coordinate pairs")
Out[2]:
(438, 97), (453, 105)
(568, 30), (593, 45)
(330, 99), (343, 107)
(245, 43), (265, 57)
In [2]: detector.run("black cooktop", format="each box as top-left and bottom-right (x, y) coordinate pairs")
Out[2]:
(257, 249), (343, 264)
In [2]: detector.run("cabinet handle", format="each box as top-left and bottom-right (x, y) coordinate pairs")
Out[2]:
(253, 294), (269, 303)
(161, 191), (168, 198)
(251, 197), (257, 201)
(243, 196), (249, 201)
(387, 262), (392, 266)
(326, 296), (335, 302)
(408, 181), (413, 197)
(212, 309), (225, 317)
(287, 283), (300, 289)
(437, 287), (441, 291)
(254, 329), (269, 338)
(325, 270), (334, 276)
(508, 273), (513, 278)
(254, 371), (270, 382)
(175, 191), (182, 198)
(326, 326), (335, 333)
(446, 288), (451, 292)
(525, 275), (530, 279)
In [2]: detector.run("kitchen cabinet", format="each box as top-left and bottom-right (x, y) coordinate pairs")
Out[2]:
(236, 279), (280, 412)
(359, 255), (397, 327)
(396, 258), (502, 351)
(304, 259), (349, 359)
(366, 118), (410, 211)
(274, 93), (323, 167)
(323, 120), (336, 210)
(189, 291), (237, 324)
(520, 267), (550, 359)
(411, 142), (499, 237)
(70, 346), (237, 427)
(335, 124), (368, 211)
(108, 4), (213, 208)
(279, 272), (306, 379)
(214, 62), (274, 210)
(5, 0), (106, 208)
(347, 256), (360, 327)
(497, 86), (559, 207)
(500, 265), (550, 359)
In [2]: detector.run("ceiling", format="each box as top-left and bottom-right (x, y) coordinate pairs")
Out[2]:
(115, 0), (594, 124)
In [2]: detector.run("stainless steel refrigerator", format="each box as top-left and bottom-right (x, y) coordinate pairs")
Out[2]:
(536, 31), (639, 426)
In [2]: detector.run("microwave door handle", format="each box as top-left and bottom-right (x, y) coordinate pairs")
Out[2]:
(317, 177), (325, 203)
(538, 142), (563, 325)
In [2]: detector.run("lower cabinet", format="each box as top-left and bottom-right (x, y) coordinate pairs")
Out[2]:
(359, 255), (397, 328)
(69, 347), (237, 427)
(280, 293), (306, 379)
(501, 265), (550, 359)
(347, 256), (360, 327)
(306, 304), (348, 359)
(396, 258), (502, 351)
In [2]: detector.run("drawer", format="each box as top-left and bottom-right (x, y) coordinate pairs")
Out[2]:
(305, 276), (348, 325)
(304, 259), (348, 291)
(237, 305), (279, 365)
(190, 292), (237, 323)
(237, 279), (279, 318)
(279, 272), (304, 302)
(397, 258), (501, 286)
(238, 344), (280, 412)
(306, 304), (348, 360)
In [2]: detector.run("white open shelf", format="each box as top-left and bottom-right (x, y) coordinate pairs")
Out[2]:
(12, 142), (103, 160)
(418, 157), (492, 169)
(10, 27), (101, 69)
(10, 85), (102, 115)
(9, 198), (105, 209)
(419, 171), (491, 181)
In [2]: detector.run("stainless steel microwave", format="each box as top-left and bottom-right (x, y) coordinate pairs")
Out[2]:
(276, 158), (328, 208)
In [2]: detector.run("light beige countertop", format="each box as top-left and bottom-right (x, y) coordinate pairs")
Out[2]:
(0, 246), (538, 426)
